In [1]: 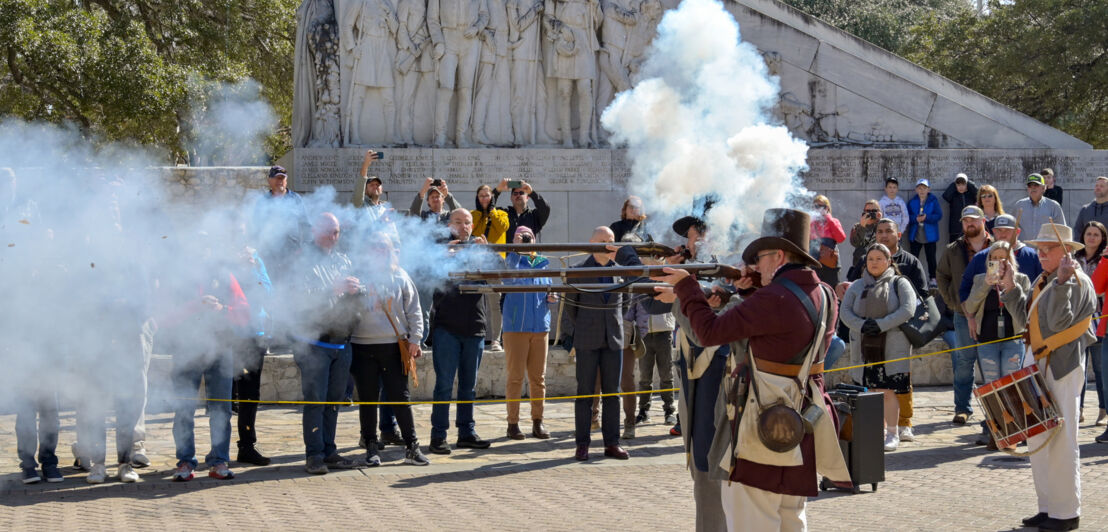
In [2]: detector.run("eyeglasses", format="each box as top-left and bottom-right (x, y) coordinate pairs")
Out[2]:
(756, 251), (779, 261)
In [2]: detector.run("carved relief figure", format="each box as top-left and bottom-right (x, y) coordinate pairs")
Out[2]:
(293, 0), (343, 148)
(473, 0), (514, 145)
(596, 0), (637, 119)
(343, 0), (400, 145)
(395, 0), (433, 145)
(624, 0), (662, 78)
(428, 0), (490, 147)
(544, 0), (602, 148)
(507, 0), (547, 145)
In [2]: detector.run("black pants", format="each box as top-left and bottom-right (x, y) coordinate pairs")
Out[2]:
(575, 347), (622, 446)
(351, 343), (418, 445)
(909, 241), (937, 280)
(232, 339), (267, 448)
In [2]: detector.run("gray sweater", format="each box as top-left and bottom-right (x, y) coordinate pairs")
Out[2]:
(840, 274), (916, 380)
(1001, 269), (1097, 380)
(350, 269), (423, 345)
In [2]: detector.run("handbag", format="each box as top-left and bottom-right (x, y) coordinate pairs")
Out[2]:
(385, 298), (419, 387)
(818, 244), (839, 269)
(898, 279), (942, 347)
(860, 332), (887, 364)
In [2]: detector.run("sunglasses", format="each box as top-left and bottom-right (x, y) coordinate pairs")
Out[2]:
(511, 191), (527, 196)
(980, 194), (994, 198)
(864, 210), (880, 215)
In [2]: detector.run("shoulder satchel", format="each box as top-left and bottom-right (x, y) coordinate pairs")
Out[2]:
(897, 277), (942, 348)
(385, 298), (418, 387)
(736, 280), (831, 466)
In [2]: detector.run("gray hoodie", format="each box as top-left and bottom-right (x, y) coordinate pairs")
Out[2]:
(350, 268), (423, 345)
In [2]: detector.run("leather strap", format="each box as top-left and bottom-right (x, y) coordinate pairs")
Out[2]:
(755, 358), (824, 377)
(1028, 278), (1092, 361)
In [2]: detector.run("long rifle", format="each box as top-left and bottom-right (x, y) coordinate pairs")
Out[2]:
(449, 263), (743, 281)
(448, 242), (679, 257)
(458, 282), (672, 294)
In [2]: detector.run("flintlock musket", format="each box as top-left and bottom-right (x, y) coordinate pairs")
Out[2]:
(449, 263), (743, 281)
(448, 242), (679, 258)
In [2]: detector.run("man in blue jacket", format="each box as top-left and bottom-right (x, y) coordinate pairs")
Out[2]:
(501, 226), (557, 440)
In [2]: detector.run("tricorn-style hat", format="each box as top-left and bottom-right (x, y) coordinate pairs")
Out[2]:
(672, 199), (716, 238)
(741, 208), (821, 268)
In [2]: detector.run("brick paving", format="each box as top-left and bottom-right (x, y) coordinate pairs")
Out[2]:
(2, 387), (1108, 530)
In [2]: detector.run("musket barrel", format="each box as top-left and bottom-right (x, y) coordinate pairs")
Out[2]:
(448, 242), (677, 257)
(449, 263), (741, 280)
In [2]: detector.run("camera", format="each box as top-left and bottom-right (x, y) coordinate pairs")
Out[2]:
(508, 180), (522, 189)
(865, 211), (879, 220)
(521, 234), (533, 243)
(430, 178), (443, 188)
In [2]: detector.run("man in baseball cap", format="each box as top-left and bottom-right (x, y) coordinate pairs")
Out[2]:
(958, 212), (1043, 319)
(937, 204), (992, 425)
(1013, 174), (1065, 236)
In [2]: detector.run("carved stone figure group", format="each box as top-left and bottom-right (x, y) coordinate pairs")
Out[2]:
(293, 0), (665, 149)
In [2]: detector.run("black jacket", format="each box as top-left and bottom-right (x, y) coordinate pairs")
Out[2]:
(493, 190), (550, 240)
(942, 180), (979, 237)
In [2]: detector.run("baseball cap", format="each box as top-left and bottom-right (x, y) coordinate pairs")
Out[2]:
(954, 173), (968, 184)
(268, 165), (287, 179)
(1041, 168), (1054, 177)
(885, 177), (899, 185)
(367, 176), (383, 185)
(994, 214), (1017, 229)
(915, 178), (930, 188)
(1026, 173), (1045, 186)
(960, 205), (984, 220)
(514, 225), (535, 239)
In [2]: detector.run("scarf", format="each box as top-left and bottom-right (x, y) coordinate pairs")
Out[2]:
(857, 266), (897, 319)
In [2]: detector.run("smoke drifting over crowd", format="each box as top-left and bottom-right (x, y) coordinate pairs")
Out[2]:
(602, 0), (811, 254)
(0, 117), (492, 416)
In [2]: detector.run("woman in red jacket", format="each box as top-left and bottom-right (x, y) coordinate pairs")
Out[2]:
(810, 194), (847, 286)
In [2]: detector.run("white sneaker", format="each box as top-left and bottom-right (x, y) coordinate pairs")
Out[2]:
(118, 463), (139, 483)
(883, 431), (900, 451)
(897, 426), (916, 442)
(131, 442), (150, 468)
(86, 463), (107, 484)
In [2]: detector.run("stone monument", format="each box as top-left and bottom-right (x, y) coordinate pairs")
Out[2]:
(291, 0), (1097, 246)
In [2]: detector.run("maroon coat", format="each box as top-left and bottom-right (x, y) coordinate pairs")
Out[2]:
(674, 265), (838, 497)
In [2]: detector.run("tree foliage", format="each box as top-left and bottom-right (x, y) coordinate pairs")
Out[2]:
(780, 0), (972, 55)
(907, 0), (1108, 148)
(0, 0), (297, 163)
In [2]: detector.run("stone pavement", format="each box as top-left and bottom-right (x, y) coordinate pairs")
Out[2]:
(3, 386), (1108, 530)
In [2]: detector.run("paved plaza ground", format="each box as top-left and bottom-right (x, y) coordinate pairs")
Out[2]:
(3, 386), (1108, 530)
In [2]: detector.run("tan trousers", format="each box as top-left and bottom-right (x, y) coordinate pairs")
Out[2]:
(503, 332), (548, 424)
(593, 347), (636, 424)
(721, 482), (806, 531)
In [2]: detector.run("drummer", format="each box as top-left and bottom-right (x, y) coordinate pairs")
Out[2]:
(998, 223), (1096, 531)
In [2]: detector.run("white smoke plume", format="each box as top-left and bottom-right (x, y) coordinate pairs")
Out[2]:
(0, 93), (493, 419)
(601, 0), (811, 255)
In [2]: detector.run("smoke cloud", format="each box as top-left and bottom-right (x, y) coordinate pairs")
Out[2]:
(601, 0), (811, 255)
(0, 89), (494, 420)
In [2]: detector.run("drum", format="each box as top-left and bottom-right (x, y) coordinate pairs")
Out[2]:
(973, 364), (1062, 449)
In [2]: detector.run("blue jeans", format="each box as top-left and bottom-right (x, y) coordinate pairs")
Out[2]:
(294, 343), (353, 460)
(951, 314), (978, 415)
(16, 391), (59, 470)
(825, 335), (846, 370)
(575, 347), (623, 446)
(431, 328), (484, 441)
(976, 339), (1024, 383)
(172, 354), (233, 468)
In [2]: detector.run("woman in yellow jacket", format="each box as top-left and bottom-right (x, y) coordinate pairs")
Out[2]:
(473, 184), (509, 351)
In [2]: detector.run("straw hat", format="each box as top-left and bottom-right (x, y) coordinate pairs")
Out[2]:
(1023, 223), (1084, 252)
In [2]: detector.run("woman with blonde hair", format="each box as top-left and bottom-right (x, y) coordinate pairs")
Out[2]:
(810, 194), (847, 285)
(976, 184), (1005, 232)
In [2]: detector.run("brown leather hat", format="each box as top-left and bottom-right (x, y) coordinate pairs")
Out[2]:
(741, 208), (820, 268)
